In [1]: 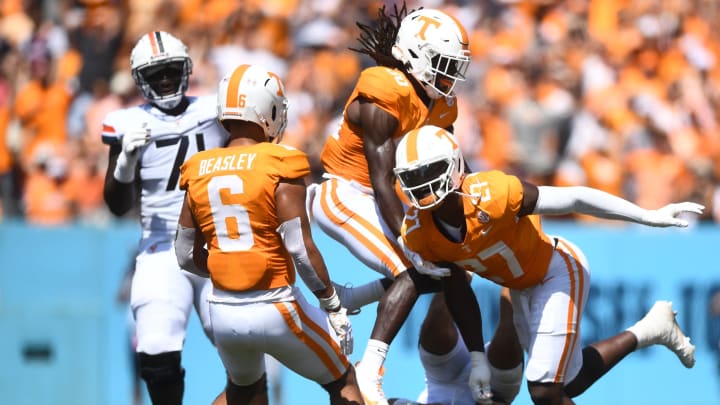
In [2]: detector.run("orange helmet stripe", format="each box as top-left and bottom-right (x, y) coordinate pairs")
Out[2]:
(405, 129), (420, 162)
(225, 64), (250, 109)
(446, 13), (469, 47)
(147, 32), (160, 55)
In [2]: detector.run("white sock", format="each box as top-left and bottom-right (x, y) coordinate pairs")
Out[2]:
(626, 324), (649, 349)
(360, 339), (389, 374)
(335, 279), (386, 311)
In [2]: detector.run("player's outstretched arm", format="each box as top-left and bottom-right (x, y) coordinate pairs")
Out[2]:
(522, 182), (704, 227)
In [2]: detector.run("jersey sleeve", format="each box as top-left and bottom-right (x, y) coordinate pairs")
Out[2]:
(101, 107), (152, 146)
(401, 207), (427, 253)
(178, 156), (199, 191)
(355, 67), (411, 121)
(101, 109), (125, 146)
(477, 170), (524, 219)
(267, 144), (311, 180)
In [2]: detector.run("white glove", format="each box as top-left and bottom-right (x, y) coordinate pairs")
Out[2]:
(641, 202), (705, 227)
(319, 289), (354, 355)
(397, 236), (450, 278)
(327, 307), (353, 355)
(113, 126), (150, 183)
(469, 351), (493, 405)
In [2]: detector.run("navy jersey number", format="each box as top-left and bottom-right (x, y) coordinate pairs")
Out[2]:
(157, 133), (206, 190)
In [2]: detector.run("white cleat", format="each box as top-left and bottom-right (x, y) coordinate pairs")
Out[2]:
(355, 362), (389, 405)
(629, 301), (695, 368)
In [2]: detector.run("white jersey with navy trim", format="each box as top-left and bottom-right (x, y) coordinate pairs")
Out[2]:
(102, 95), (228, 244)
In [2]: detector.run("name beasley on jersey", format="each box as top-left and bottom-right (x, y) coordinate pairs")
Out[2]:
(198, 153), (257, 176)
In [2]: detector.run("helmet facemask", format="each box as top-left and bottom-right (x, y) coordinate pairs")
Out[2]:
(427, 51), (469, 98)
(134, 59), (191, 110)
(395, 125), (465, 210)
(396, 155), (460, 209)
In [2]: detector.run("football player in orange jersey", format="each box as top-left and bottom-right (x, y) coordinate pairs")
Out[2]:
(394, 125), (703, 405)
(308, 4), (477, 403)
(175, 64), (363, 405)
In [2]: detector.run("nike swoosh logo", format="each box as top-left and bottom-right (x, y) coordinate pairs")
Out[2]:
(439, 111), (450, 118)
(480, 225), (493, 236)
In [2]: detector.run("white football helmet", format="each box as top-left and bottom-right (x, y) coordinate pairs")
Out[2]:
(394, 125), (464, 209)
(217, 64), (288, 142)
(392, 9), (470, 99)
(130, 31), (192, 110)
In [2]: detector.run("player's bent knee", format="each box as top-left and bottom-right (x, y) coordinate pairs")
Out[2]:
(139, 351), (185, 386)
(320, 366), (353, 394)
(527, 381), (566, 405)
(490, 362), (523, 404)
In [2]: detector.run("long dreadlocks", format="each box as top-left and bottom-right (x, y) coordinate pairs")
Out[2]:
(349, 1), (420, 71)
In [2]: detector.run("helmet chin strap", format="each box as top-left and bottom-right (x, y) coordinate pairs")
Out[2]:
(422, 82), (443, 99)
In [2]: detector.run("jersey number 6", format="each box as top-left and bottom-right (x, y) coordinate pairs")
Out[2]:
(208, 175), (255, 251)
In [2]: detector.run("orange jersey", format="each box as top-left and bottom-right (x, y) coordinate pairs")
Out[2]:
(402, 170), (555, 289)
(180, 143), (311, 292)
(321, 66), (457, 188)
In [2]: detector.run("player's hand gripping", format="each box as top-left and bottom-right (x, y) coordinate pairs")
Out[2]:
(114, 126), (151, 183)
(641, 202), (705, 227)
(319, 289), (353, 355)
(468, 351), (493, 405)
(397, 236), (450, 278)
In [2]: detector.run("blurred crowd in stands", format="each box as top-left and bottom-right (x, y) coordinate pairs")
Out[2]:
(1, 0), (719, 226)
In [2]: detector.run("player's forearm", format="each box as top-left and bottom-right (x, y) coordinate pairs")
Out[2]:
(442, 265), (485, 352)
(103, 177), (136, 216)
(374, 182), (405, 237)
(278, 217), (334, 293)
(174, 224), (210, 277)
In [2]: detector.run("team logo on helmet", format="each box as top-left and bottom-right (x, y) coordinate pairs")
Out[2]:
(391, 9), (470, 99)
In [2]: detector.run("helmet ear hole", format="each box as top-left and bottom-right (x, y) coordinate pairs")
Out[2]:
(391, 45), (403, 61)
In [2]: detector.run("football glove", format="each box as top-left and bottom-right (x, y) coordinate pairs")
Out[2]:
(641, 202), (705, 227)
(319, 289), (354, 355)
(469, 351), (493, 405)
(113, 126), (150, 183)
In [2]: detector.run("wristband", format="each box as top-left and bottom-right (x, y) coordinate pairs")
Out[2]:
(113, 152), (137, 183)
(470, 350), (489, 367)
(319, 289), (342, 312)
